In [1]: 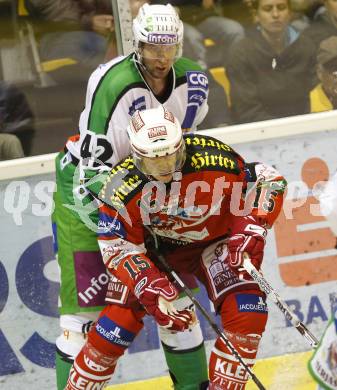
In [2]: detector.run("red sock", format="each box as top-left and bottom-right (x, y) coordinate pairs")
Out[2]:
(65, 341), (118, 389)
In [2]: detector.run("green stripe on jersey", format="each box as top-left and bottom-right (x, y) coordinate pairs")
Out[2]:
(173, 56), (203, 78)
(88, 54), (144, 134)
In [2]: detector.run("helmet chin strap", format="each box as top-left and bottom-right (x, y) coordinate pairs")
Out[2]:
(133, 51), (155, 79)
(133, 51), (145, 69)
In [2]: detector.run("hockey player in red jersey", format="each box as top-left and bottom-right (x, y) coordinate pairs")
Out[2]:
(65, 106), (287, 389)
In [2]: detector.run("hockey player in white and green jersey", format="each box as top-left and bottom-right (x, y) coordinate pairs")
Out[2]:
(53, 3), (209, 389)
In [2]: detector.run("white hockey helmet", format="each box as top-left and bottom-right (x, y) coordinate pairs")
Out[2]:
(127, 106), (185, 176)
(133, 3), (184, 59)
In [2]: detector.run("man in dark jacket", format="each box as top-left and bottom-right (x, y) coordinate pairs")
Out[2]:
(227, 0), (316, 124)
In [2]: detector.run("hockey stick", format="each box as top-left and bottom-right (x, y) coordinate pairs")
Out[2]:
(242, 254), (319, 348)
(146, 229), (266, 390)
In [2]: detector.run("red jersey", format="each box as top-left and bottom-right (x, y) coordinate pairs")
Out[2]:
(94, 134), (286, 291)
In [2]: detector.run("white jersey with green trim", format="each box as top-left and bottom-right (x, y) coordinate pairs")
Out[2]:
(65, 53), (209, 168)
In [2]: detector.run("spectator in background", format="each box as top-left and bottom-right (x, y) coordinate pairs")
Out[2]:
(288, 0), (312, 30)
(227, 0), (316, 124)
(0, 81), (34, 156)
(243, 0), (316, 30)
(303, 0), (337, 50)
(282, 1), (325, 30)
(290, 1), (324, 16)
(26, 0), (116, 83)
(152, 0), (244, 68)
(310, 36), (337, 112)
(0, 134), (24, 160)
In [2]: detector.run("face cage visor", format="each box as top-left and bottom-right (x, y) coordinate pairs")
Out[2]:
(132, 141), (186, 177)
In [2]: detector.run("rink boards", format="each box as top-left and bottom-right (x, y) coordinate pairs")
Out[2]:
(0, 111), (337, 388)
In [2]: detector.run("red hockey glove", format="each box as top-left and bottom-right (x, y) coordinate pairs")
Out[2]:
(134, 268), (193, 331)
(227, 216), (267, 279)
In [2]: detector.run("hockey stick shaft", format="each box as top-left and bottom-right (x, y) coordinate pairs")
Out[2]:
(151, 247), (266, 389)
(242, 255), (319, 348)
